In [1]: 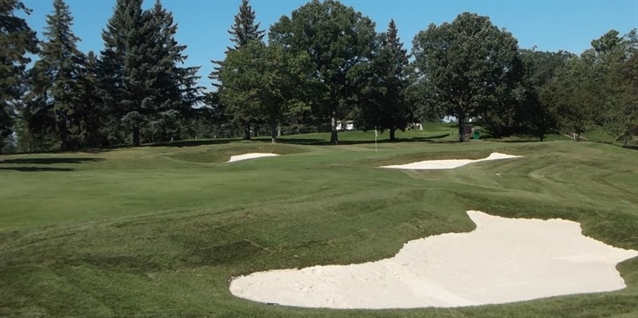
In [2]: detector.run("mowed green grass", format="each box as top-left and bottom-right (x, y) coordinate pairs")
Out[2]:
(1, 128), (637, 317)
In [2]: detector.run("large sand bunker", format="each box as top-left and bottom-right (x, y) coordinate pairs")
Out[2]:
(381, 152), (520, 170)
(229, 211), (638, 309)
(228, 153), (279, 163)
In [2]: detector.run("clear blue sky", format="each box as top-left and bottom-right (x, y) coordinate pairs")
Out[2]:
(23, 0), (638, 92)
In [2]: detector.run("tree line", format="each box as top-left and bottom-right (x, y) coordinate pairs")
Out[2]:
(1, 0), (636, 153)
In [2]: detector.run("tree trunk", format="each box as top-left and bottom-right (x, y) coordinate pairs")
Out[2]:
(243, 125), (251, 140)
(58, 120), (69, 151)
(133, 126), (140, 146)
(539, 133), (544, 142)
(458, 114), (466, 142)
(389, 128), (396, 141)
(330, 110), (339, 144)
(277, 125), (281, 137)
(271, 124), (277, 144)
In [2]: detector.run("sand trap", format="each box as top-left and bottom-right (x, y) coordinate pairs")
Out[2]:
(381, 152), (520, 170)
(229, 211), (638, 309)
(228, 153), (279, 163)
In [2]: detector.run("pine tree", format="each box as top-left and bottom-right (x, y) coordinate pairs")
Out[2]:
(98, 0), (138, 146)
(358, 19), (411, 141)
(98, 0), (201, 146)
(379, 19), (411, 141)
(76, 51), (104, 147)
(209, 0), (264, 139)
(30, 0), (86, 151)
(144, 0), (202, 143)
(227, 0), (265, 50)
(100, 0), (156, 146)
(210, 0), (265, 87)
(0, 0), (38, 152)
(120, 0), (152, 146)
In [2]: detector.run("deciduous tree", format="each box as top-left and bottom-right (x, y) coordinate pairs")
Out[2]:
(219, 41), (314, 143)
(412, 12), (523, 141)
(269, 0), (377, 144)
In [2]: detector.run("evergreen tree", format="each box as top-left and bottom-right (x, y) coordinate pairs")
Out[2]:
(144, 0), (202, 143)
(0, 0), (38, 152)
(358, 19), (411, 141)
(120, 0), (154, 146)
(30, 0), (86, 151)
(98, 0), (136, 145)
(210, 0), (264, 88)
(227, 0), (265, 51)
(76, 51), (104, 147)
(98, 0), (201, 146)
(98, 0), (147, 146)
(209, 0), (265, 139)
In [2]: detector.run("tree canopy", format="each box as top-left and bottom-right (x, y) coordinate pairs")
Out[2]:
(0, 0), (38, 152)
(412, 12), (523, 141)
(357, 19), (412, 141)
(269, 0), (377, 144)
(1, 0), (637, 152)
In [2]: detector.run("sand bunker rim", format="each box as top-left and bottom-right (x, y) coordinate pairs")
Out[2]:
(228, 153), (280, 163)
(229, 211), (638, 309)
(380, 152), (521, 170)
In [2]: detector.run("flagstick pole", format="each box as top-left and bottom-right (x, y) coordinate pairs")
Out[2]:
(375, 127), (378, 153)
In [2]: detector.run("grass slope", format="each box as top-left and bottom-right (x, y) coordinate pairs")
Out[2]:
(1, 129), (637, 317)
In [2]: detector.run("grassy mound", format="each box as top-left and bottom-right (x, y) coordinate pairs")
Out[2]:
(0, 136), (636, 317)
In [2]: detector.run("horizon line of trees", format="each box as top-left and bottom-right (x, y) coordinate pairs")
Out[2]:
(1, 0), (636, 153)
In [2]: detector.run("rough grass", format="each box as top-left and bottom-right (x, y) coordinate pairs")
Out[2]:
(1, 129), (637, 317)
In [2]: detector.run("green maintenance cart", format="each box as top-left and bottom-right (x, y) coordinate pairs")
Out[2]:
(473, 129), (480, 140)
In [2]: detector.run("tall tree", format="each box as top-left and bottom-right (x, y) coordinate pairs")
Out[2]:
(75, 50), (104, 147)
(269, 0), (377, 144)
(358, 19), (411, 141)
(412, 12), (523, 141)
(519, 49), (574, 141)
(99, 0), (160, 147)
(119, 0), (155, 146)
(209, 0), (265, 139)
(547, 51), (601, 140)
(29, 0), (85, 151)
(219, 40), (314, 143)
(593, 29), (638, 145)
(98, 0), (140, 146)
(226, 0), (265, 51)
(0, 0), (38, 152)
(144, 0), (202, 143)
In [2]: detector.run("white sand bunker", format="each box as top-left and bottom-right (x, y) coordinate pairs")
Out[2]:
(381, 152), (520, 170)
(230, 211), (638, 309)
(228, 153), (279, 163)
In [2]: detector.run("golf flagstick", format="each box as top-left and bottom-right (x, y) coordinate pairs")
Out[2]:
(375, 127), (378, 153)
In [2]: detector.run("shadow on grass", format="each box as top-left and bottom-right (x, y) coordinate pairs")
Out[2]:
(0, 158), (104, 165)
(421, 133), (451, 140)
(0, 166), (74, 172)
(257, 133), (455, 146)
(498, 139), (543, 143)
(145, 139), (235, 148)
